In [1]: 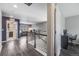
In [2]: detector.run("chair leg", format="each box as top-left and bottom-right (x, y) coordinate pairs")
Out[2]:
(71, 40), (73, 48)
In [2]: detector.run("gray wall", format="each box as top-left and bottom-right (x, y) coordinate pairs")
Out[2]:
(65, 15), (79, 43)
(56, 5), (65, 56)
(0, 10), (2, 52)
(0, 10), (2, 42)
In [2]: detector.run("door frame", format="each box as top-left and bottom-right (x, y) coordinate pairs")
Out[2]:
(47, 3), (56, 56)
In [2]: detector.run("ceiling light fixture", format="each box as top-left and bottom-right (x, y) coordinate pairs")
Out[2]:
(24, 3), (32, 6)
(13, 5), (18, 8)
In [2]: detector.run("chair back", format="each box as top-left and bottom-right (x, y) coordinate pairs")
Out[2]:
(73, 35), (77, 40)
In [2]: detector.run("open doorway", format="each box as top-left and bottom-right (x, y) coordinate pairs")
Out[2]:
(56, 3), (79, 56)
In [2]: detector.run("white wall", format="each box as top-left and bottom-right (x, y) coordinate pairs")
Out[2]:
(20, 24), (29, 32)
(65, 15), (79, 43)
(56, 5), (65, 56)
(32, 24), (39, 30)
(20, 22), (47, 33)
(36, 22), (47, 33)
(30, 22), (47, 33)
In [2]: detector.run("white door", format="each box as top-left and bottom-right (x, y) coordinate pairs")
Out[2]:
(6, 19), (18, 41)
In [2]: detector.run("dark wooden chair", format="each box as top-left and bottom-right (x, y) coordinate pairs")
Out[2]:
(61, 35), (68, 49)
(69, 35), (77, 47)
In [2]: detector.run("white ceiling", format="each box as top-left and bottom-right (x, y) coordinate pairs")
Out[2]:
(0, 3), (47, 24)
(58, 3), (79, 18)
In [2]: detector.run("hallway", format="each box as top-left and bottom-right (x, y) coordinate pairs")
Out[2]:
(0, 36), (42, 56)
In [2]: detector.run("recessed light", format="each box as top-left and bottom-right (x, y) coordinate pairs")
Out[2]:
(13, 5), (18, 8)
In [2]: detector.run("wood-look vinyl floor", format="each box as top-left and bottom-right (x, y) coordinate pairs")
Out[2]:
(0, 39), (43, 56)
